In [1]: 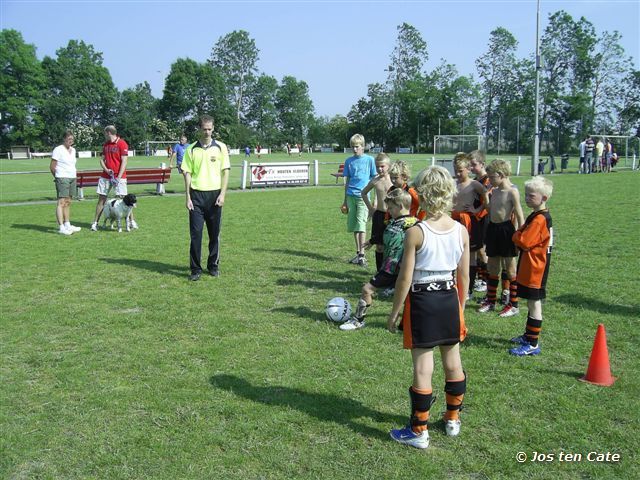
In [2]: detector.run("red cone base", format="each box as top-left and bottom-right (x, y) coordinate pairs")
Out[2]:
(579, 323), (616, 387)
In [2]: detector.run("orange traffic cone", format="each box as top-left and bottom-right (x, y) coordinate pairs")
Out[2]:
(579, 324), (616, 386)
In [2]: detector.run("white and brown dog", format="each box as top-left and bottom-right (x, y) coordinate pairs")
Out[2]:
(102, 194), (137, 232)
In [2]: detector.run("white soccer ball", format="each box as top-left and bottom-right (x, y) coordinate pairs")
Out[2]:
(325, 297), (352, 322)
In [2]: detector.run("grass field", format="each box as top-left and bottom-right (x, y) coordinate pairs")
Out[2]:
(3, 151), (633, 204)
(1, 168), (639, 479)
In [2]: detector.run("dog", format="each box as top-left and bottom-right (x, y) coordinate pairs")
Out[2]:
(102, 194), (137, 232)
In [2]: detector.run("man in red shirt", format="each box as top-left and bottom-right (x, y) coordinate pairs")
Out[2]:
(91, 125), (137, 231)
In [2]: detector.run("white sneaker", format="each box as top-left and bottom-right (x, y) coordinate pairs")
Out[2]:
(473, 279), (487, 292)
(390, 425), (430, 449)
(478, 300), (496, 313)
(498, 305), (520, 318)
(128, 220), (139, 230)
(445, 419), (461, 437)
(339, 318), (365, 331)
(347, 254), (360, 264)
(90, 222), (98, 231)
(59, 226), (73, 235)
(501, 289), (510, 305)
(382, 287), (395, 297)
(67, 225), (81, 233)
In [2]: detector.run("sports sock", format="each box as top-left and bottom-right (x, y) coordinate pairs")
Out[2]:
(409, 386), (432, 434)
(524, 315), (542, 346)
(64, 221), (71, 228)
(444, 373), (466, 421)
(501, 271), (510, 291)
(486, 275), (499, 304)
(509, 277), (518, 308)
(478, 262), (488, 282)
(375, 251), (383, 271)
(354, 298), (370, 321)
(469, 266), (478, 293)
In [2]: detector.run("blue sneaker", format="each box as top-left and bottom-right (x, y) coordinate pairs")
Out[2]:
(510, 334), (528, 345)
(509, 343), (541, 356)
(389, 425), (430, 449)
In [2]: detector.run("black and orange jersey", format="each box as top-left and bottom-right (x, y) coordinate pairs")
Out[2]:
(513, 209), (553, 291)
(474, 174), (492, 219)
(384, 184), (426, 222)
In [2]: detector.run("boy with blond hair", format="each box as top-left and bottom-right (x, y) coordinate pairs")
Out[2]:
(509, 176), (553, 356)
(388, 161), (424, 220)
(361, 153), (392, 271)
(340, 188), (418, 331)
(341, 134), (377, 267)
(452, 153), (489, 298)
(478, 160), (525, 317)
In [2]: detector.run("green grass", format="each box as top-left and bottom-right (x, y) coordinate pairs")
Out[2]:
(0, 152), (611, 204)
(1, 171), (639, 479)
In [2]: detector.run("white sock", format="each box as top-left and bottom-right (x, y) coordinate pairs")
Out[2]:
(64, 221), (70, 228)
(59, 224), (67, 231)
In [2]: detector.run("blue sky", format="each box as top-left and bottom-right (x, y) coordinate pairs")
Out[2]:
(2, 0), (638, 117)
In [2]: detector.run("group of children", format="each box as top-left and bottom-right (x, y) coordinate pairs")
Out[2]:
(337, 134), (554, 450)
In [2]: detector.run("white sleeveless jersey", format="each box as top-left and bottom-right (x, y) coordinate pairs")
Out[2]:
(412, 221), (464, 284)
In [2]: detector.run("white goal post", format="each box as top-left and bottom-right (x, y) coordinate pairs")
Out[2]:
(145, 140), (178, 157)
(433, 135), (484, 156)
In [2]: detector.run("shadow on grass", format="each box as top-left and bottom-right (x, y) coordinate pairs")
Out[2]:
(271, 266), (366, 281)
(554, 293), (640, 318)
(11, 223), (55, 234)
(276, 276), (363, 293)
(269, 305), (326, 322)
(98, 257), (184, 278)
(209, 374), (404, 441)
(253, 247), (334, 262)
(461, 334), (513, 349)
(537, 367), (584, 380)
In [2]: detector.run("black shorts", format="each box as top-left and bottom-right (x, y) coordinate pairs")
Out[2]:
(470, 215), (486, 251)
(370, 210), (386, 245)
(370, 271), (397, 289)
(406, 282), (461, 349)
(485, 220), (517, 257)
(517, 284), (546, 300)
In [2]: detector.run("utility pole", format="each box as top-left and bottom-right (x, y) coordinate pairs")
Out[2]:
(532, 0), (541, 175)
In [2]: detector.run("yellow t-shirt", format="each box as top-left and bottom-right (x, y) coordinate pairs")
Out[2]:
(182, 139), (231, 191)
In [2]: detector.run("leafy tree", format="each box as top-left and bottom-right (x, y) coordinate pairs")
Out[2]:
(115, 82), (157, 148)
(40, 40), (117, 147)
(159, 58), (233, 138)
(209, 30), (260, 123)
(0, 30), (46, 150)
(275, 76), (314, 145)
(475, 27), (519, 147)
(348, 83), (389, 148)
(619, 71), (640, 135)
(245, 74), (279, 146)
(326, 115), (351, 148)
(387, 23), (428, 128)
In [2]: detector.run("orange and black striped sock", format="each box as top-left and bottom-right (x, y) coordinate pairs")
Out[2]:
(478, 262), (488, 282)
(501, 271), (510, 291)
(444, 374), (466, 421)
(487, 275), (499, 303)
(409, 386), (432, 433)
(525, 316), (542, 346)
(469, 266), (478, 293)
(509, 278), (518, 307)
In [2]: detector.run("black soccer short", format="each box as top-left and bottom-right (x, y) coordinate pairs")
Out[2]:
(407, 282), (461, 349)
(370, 271), (397, 289)
(369, 210), (386, 245)
(469, 215), (486, 251)
(485, 220), (517, 257)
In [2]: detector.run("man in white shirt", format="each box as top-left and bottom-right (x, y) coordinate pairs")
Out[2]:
(50, 131), (81, 235)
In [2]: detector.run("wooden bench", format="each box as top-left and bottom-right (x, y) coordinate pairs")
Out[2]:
(76, 167), (172, 199)
(330, 163), (345, 184)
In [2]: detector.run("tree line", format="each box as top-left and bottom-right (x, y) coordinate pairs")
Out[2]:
(1, 11), (638, 155)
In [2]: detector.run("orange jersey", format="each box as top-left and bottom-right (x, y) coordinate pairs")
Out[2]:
(384, 184), (426, 222)
(452, 210), (472, 234)
(513, 210), (553, 290)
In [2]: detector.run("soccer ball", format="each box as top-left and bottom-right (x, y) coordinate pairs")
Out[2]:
(325, 297), (352, 322)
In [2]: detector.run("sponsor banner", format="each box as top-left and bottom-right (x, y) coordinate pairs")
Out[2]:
(254, 148), (270, 155)
(370, 147), (383, 153)
(229, 148), (240, 155)
(396, 147), (413, 154)
(250, 162), (309, 187)
(320, 147), (334, 153)
(78, 151), (93, 158)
